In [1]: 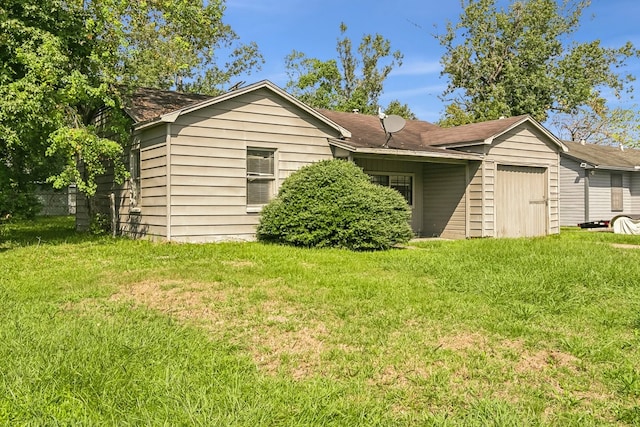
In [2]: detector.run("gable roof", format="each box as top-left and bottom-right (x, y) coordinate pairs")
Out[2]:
(129, 80), (351, 138)
(562, 140), (640, 171)
(124, 81), (563, 161)
(421, 115), (566, 151)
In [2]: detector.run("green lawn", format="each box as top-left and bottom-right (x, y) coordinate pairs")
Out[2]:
(2, 217), (640, 425)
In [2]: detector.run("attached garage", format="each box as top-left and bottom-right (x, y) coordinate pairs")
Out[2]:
(496, 165), (548, 237)
(421, 115), (565, 238)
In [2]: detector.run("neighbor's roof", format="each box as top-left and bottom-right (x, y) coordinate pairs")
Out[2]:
(563, 140), (640, 171)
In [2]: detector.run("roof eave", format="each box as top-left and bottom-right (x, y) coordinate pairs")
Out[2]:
(328, 139), (483, 161)
(432, 140), (486, 148)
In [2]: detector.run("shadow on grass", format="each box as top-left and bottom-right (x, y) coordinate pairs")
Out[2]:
(0, 216), (97, 251)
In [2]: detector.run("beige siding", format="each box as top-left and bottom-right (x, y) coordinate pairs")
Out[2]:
(423, 163), (468, 239)
(353, 157), (424, 234)
(163, 87), (338, 242)
(496, 165), (548, 237)
(559, 156), (586, 226)
(463, 125), (560, 237)
(466, 162), (484, 237)
(119, 126), (168, 239)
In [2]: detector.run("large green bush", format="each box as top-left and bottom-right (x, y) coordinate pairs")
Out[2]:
(257, 159), (413, 250)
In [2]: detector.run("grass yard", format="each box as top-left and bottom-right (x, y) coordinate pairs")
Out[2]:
(2, 217), (640, 425)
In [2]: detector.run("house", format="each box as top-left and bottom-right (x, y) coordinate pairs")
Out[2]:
(560, 140), (640, 226)
(78, 80), (566, 241)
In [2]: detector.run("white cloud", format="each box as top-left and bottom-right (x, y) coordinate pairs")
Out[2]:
(392, 60), (442, 76)
(382, 84), (448, 100)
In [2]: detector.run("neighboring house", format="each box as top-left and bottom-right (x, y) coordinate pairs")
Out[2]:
(78, 80), (566, 241)
(560, 140), (640, 226)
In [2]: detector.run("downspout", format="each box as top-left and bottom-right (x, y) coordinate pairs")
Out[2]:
(166, 123), (172, 241)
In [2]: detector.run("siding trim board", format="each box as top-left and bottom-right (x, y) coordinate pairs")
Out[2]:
(166, 123), (172, 241)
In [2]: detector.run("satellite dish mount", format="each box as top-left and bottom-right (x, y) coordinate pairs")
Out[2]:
(378, 109), (406, 148)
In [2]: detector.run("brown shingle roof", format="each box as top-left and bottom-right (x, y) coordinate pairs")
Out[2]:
(317, 111), (553, 154)
(318, 109), (444, 152)
(563, 140), (640, 170)
(420, 115), (530, 146)
(125, 87), (213, 123)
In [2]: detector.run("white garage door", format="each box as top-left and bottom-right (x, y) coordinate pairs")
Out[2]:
(496, 165), (548, 238)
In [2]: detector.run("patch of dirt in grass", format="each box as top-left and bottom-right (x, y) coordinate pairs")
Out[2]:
(108, 278), (338, 379)
(437, 332), (490, 352)
(515, 349), (579, 373)
(250, 320), (330, 379)
(611, 243), (640, 250)
(109, 279), (229, 323)
(221, 260), (255, 267)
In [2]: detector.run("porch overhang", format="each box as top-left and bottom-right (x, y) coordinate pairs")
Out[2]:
(328, 139), (484, 162)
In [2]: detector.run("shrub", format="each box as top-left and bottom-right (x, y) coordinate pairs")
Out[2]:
(89, 213), (111, 235)
(257, 159), (413, 250)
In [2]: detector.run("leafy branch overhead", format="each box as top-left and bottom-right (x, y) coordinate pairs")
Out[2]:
(285, 23), (415, 118)
(0, 0), (263, 218)
(438, 0), (639, 131)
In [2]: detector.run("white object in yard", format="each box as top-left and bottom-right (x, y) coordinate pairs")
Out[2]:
(613, 216), (640, 235)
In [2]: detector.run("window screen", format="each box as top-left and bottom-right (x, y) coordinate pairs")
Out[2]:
(370, 174), (413, 205)
(247, 149), (275, 205)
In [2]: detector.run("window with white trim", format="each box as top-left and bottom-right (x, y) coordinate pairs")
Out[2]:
(247, 149), (275, 206)
(369, 173), (413, 205)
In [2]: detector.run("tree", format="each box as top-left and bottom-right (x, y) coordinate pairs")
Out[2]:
(84, 0), (263, 95)
(383, 100), (418, 120)
(0, 0), (262, 218)
(550, 98), (640, 146)
(0, 0), (115, 217)
(257, 160), (413, 251)
(285, 23), (414, 118)
(437, 0), (638, 126)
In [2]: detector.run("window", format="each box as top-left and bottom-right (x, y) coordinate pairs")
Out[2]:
(247, 149), (275, 206)
(129, 148), (141, 208)
(611, 173), (623, 211)
(369, 173), (413, 205)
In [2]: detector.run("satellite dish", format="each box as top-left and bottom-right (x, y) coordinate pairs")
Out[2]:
(382, 115), (406, 134)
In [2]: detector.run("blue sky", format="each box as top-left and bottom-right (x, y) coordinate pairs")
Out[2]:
(224, 0), (640, 123)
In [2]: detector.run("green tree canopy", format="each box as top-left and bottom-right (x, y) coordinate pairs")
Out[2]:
(437, 0), (638, 127)
(550, 98), (640, 145)
(285, 23), (414, 118)
(0, 0), (262, 217)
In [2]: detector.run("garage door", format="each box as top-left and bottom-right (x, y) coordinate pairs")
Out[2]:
(496, 165), (548, 238)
